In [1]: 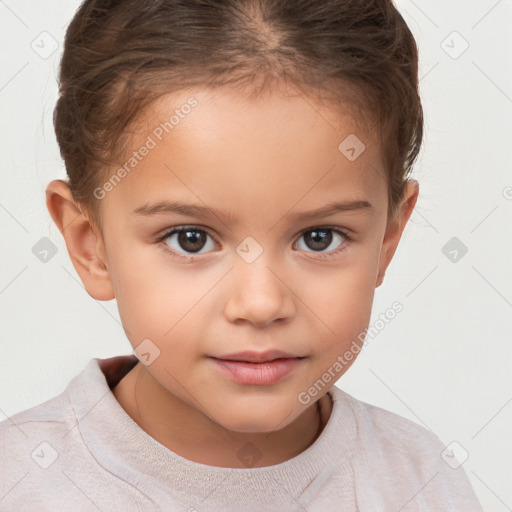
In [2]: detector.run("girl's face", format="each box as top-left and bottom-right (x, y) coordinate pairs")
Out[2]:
(94, 85), (414, 433)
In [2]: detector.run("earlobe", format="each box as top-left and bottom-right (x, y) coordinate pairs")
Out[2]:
(375, 179), (419, 288)
(45, 179), (115, 301)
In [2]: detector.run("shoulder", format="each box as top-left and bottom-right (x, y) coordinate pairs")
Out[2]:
(0, 388), (78, 506)
(0, 357), (105, 463)
(0, 357), (158, 511)
(350, 390), (443, 455)
(329, 387), (483, 511)
(0, 388), (75, 445)
(0, 361), (105, 507)
(331, 386), (444, 454)
(0, 382), (79, 467)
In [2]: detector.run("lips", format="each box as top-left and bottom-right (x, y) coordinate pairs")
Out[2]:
(209, 350), (305, 386)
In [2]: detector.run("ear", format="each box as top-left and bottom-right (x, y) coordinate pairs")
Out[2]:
(376, 179), (419, 288)
(45, 179), (115, 301)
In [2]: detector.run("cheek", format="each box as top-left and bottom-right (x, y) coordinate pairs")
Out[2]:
(299, 254), (377, 325)
(294, 257), (377, 368)
(105, 241), (169, 334)
(107, 242), (224, 348)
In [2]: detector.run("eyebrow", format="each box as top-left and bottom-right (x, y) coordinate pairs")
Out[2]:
(131, 199), (374, 223)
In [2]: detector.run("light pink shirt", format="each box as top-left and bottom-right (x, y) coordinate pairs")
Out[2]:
(0, 355), (483, 511)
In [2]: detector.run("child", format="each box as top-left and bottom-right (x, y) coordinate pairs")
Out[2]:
(0, 0), (483, 510)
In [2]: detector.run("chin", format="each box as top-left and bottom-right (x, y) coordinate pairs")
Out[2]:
(215, 408), (296, 434)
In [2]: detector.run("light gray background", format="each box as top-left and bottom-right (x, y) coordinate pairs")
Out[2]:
(1, 1), (511, 510)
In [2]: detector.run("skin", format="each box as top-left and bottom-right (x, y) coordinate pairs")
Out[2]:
(46, 83), (418, 468)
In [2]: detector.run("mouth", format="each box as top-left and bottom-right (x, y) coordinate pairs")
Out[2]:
(208, 350), (306, 386)
(211, 349), (305, 363)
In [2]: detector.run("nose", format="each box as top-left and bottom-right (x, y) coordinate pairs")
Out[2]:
(223, 257), (295, 327)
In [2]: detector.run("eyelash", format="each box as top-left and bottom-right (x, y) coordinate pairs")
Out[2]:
(156, 225), (352, 261)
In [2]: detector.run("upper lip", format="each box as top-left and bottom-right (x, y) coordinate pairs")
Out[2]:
(211, 350), (304, 363)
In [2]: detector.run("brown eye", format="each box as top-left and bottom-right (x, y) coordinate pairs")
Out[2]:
(176, 230), (207, 253)
(303, 229), (333, 251)
(161, 227), (216, 256)
(295, 227), (349, 256)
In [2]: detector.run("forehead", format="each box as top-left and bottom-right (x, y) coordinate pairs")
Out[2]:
(100, 85), (388, 221)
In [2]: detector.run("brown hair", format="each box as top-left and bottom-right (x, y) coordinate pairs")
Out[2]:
(54, 0), (423, 229)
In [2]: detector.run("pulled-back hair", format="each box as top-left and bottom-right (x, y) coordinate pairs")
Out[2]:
(54, 0), (423, 228)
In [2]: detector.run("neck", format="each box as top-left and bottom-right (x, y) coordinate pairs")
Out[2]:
(112, 362), (331, 468)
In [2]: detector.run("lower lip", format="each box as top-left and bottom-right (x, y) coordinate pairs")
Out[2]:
(210, 357), (302, 386)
